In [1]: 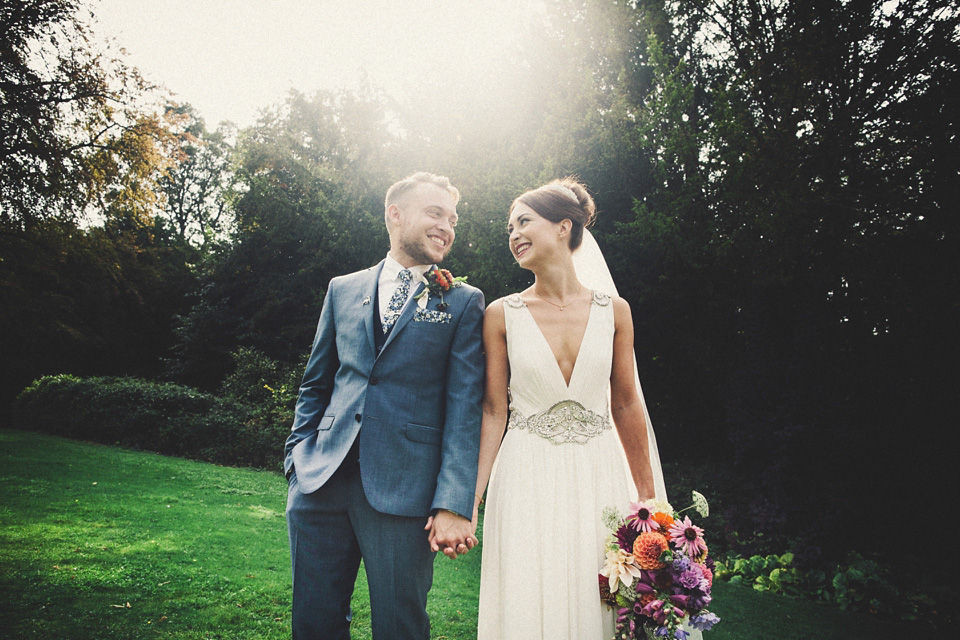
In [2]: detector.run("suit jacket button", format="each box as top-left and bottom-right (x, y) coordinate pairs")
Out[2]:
(355, 413), (361, 422)
(370, 376), (379, 385)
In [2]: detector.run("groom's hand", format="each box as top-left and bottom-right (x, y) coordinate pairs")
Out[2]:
(425, 510), (477, 559)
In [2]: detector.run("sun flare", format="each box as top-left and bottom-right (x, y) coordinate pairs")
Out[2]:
(93, 0), (548, 128)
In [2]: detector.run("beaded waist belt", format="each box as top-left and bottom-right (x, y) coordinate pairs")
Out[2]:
(507, 399), (611, 445)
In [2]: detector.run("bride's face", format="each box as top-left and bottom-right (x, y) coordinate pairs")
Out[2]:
(507, 203), (569, 268)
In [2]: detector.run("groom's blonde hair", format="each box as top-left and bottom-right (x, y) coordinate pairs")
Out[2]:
(384, 172), (460, 230)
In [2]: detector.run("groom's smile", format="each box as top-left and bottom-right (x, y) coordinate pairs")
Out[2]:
(388, 182), (458, 267)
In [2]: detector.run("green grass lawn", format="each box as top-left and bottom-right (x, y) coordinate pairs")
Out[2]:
(1, 428), (916, 639)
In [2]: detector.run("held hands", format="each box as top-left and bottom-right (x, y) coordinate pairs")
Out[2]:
(424, 509), (477, 559)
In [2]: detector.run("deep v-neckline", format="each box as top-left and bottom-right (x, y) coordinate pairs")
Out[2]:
(520, 294), (595, 390)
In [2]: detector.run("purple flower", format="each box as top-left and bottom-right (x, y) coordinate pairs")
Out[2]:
(690, 612), (720, 631)
(654, 569), (674, 590)
(674, 629), (690, 639)
(635, 580), (656, 595)
(641, 599), (668, 625)
(639, 569), (658, 585)
(615, 523), (640, 553)
(672, 555), (691, 572)
(678, 568), (701, 589)
(687, 590), (712, 613)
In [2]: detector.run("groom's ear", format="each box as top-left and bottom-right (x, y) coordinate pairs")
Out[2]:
(386, 203), (404, 231)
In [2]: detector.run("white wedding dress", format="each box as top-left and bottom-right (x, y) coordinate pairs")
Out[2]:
(477, 290), (633, 640)
(477, 231), (702, 640)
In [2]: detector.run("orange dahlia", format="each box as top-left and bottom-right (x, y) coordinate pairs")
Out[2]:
(632, 532), (669, 569)
(652, 511), (674, 535)
(638, 591), (656, 608)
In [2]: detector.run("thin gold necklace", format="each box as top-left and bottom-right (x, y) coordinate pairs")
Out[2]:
(533, 284), (582, 311)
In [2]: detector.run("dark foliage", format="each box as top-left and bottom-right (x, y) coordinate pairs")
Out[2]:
(162, 89), (395, 390)
(620, 0), (960, 559)
(0, 219), (196, 408)
(12, 374), (289, 471)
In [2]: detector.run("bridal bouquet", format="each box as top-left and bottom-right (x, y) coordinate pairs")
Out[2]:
(599, 492), (720, 639)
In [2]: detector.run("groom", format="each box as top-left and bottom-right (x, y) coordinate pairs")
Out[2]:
(283, 172), (484, 640)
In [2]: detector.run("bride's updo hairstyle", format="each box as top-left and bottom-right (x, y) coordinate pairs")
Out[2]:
(510, 177), (597, 250)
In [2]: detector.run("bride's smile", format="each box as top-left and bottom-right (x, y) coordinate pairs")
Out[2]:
(508, 202), (564, 266)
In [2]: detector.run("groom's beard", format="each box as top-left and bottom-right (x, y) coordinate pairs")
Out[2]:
(400, 237), (449, 266)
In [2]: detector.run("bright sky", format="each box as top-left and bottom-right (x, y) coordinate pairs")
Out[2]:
(92, 0), (547, 128)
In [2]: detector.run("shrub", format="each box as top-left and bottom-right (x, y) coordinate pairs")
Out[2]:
(713, 550), (951, 627)
(219, 347), (289, 406)
(11, 374), (286, 471)
(218, 348), (300, 468)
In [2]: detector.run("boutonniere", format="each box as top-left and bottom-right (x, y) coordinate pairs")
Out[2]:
(414, 268), (467, 311)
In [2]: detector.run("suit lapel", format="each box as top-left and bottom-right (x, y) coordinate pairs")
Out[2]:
(363, 261), (386, 357)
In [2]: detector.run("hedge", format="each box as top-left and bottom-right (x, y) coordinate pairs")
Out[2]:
(11, 375), (290, 471)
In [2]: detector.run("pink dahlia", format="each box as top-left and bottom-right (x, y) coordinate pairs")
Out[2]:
(627, 502), (658, 532)
(669, 515), (708, 558)
(700, 565), (714, 588)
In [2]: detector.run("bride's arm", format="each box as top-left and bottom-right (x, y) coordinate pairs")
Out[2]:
(473, 300), (510, 531)
(610, 297), (656, 501)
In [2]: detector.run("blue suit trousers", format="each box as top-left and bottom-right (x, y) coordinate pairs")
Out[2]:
(286, 457), (434, 640)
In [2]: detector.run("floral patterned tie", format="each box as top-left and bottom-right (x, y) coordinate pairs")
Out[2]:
(382, 268), (412, 333)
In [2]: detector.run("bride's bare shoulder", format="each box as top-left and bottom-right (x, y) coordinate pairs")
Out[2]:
(608, 295), (634, 326)
(483, 299), (507, 338)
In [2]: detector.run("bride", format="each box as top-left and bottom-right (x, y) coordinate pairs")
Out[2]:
(473, 179), (690, 639)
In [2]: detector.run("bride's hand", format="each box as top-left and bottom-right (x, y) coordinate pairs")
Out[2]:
(426, 509), (475, 559)
(636, 485), (655, 504)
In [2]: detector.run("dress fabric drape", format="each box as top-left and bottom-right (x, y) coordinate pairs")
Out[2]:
(478, 291), (632, 640)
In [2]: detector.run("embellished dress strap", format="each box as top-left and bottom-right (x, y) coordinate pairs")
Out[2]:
(504, 292), (526, 309)
(591, 290), (611, 306)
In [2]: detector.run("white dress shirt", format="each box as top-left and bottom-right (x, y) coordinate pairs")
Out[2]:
(378, 254), (433, 325)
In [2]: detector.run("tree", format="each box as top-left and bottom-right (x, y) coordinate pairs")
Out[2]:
(0, 0), (159, 227)
(158, 104), (235, 250)
(165, 89), (400, 389)
(0, 216), (196, 408)
(1, 1), (204, 408)
(626, 0), (960, 556)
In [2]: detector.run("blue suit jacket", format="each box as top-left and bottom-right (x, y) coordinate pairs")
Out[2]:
(283, 260), (485, 519)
